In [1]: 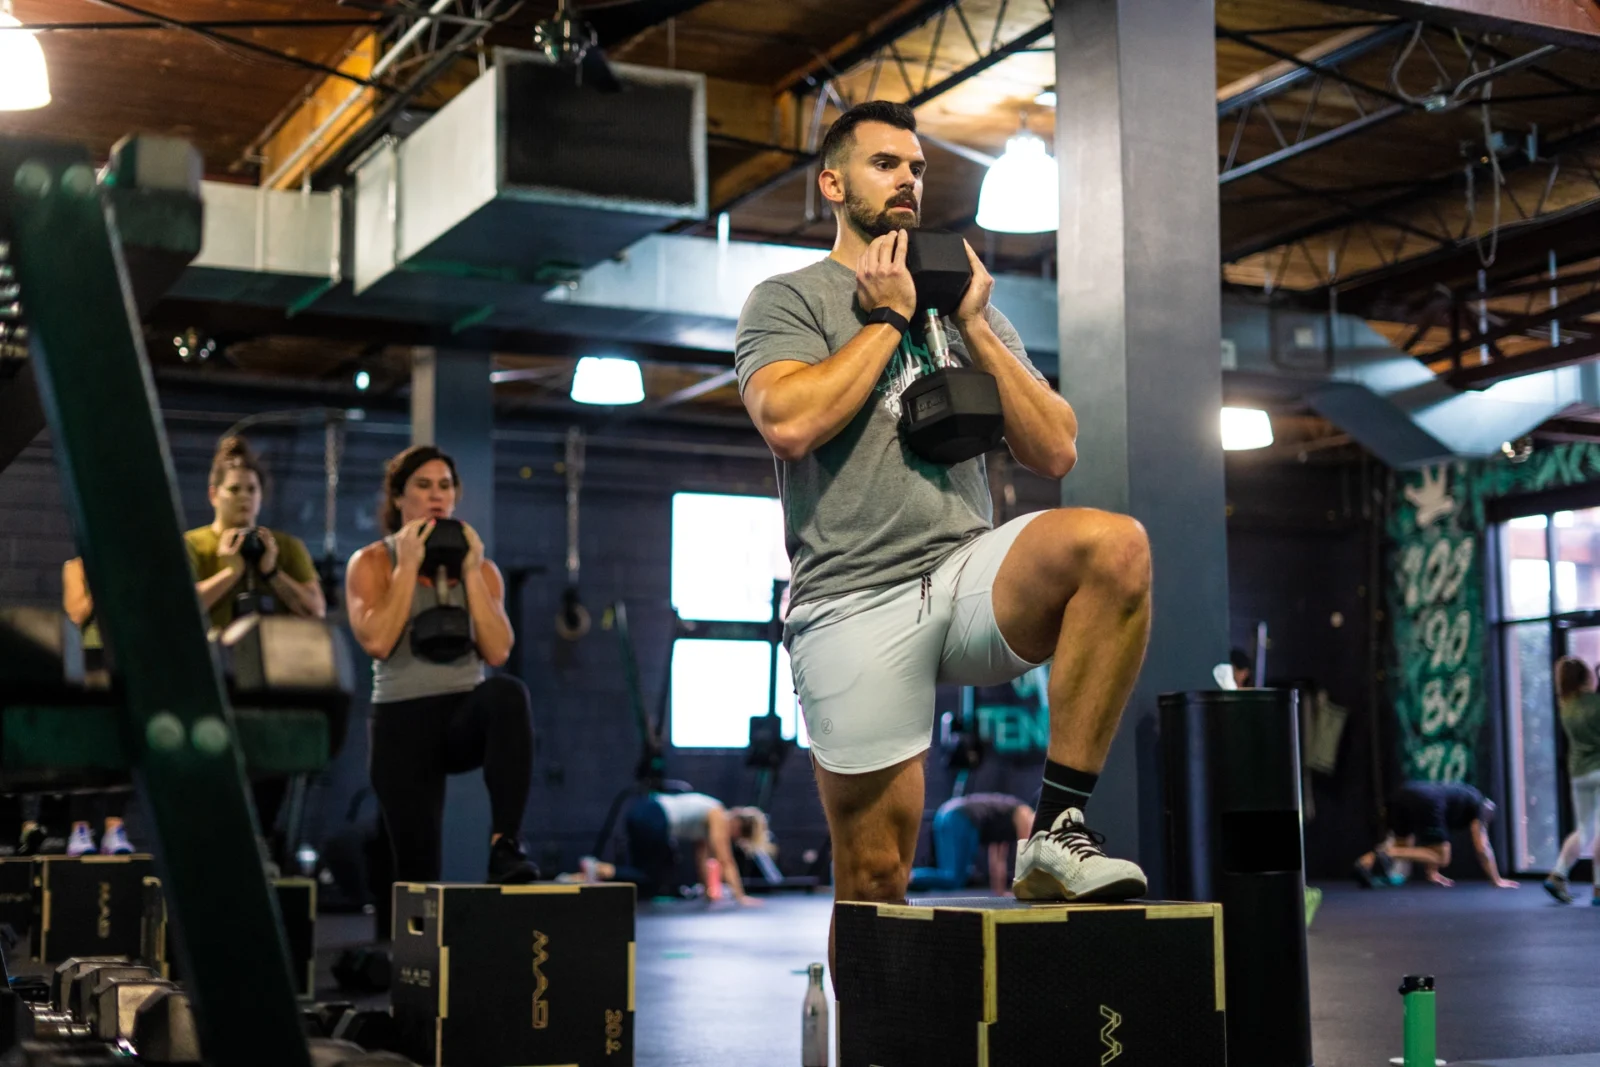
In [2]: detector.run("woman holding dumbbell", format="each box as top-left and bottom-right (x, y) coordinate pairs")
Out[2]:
(345, 444), (538, 888)
(186, 436), (325, 626)
(186, 435), (326, 868)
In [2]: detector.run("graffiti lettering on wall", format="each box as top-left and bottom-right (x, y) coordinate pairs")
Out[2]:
(1387, 443), (1600, 787)
(971, 666), (1050, 755)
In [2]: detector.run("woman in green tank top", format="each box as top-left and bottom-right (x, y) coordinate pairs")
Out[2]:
(1547, 657), (1600, 904)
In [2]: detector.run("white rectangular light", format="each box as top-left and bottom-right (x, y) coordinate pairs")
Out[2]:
(1221, 407), (1273, 451)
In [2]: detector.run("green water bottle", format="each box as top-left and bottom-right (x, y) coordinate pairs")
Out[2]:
(1400, 974), (1435, 1067)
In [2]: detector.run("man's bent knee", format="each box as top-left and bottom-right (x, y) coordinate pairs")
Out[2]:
(837, 852), (910, 904)
(1074, 511), (1151, 605)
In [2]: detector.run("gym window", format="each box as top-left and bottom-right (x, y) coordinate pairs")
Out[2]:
(668, 493), (804, 749)
(1495, 507), (1600, 872)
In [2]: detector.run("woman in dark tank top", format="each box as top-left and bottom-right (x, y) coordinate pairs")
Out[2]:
(345, 445), (538, 888)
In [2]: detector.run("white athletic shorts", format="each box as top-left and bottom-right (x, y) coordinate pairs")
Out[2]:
(784, 512), (1050, 775)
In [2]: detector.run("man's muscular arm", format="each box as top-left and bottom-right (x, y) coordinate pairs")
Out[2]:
(954, 242), (1078, 479)
(743, 230), (917, 461)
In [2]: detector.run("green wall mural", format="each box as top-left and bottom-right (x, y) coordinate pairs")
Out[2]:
(1388, 443), (1600, 787)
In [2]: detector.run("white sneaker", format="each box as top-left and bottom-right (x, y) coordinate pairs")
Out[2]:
(98, 824), (133, 855)
(1012, 809), (1147, 902)
(65, 823), (96, 858)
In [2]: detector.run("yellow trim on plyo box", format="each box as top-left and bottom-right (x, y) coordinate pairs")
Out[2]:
(79, 854), (137, 864)
(1213, 908), (1226, 1012)
(978, 1020), (990, 1067)
(1145, 903), (1215, 920)
(434, 1020), (443, 1067)
(628, 941), (636, 1012)
(989, 907), (1070, 924)
(500, 884), (580, 895)
(438, 945), (450, 1018)
(874, 904), (933, 920)
(435, 886), (444, 948)
(983, 916), (998, 1022)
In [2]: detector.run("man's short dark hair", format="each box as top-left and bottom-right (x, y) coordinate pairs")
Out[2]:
(820, 101), (918, 170)
(1229, 648), (1251, 672)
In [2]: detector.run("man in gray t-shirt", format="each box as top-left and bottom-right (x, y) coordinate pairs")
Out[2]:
(734, 102), (1152, 944)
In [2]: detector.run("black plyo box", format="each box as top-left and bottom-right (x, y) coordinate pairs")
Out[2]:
(32, 854), (153, 962)
(392, 881), (635, 1067)
(141, 875), (316, 997)
(0, 858), (34, 947)
(835, 898), (1226, 1067)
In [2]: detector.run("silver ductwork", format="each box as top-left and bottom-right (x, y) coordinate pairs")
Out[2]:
(1222, 300), (1600, 467)
(350, 48), (706, 310)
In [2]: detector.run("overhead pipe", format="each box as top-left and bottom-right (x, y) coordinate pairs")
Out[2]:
(261, 0), (458, 191)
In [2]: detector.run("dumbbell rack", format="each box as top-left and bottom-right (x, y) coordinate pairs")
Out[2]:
(0, 138), (312, 1067)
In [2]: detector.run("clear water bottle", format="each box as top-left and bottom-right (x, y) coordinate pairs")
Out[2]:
(802, 962), (828, 1066)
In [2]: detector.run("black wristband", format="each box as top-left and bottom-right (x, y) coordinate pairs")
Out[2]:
(261, 566), (280, 583)
(864, 306), (910, 336)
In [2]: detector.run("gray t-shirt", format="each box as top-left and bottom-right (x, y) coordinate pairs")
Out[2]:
(734, 255), (1046, 607)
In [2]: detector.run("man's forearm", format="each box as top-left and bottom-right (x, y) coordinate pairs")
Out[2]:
(957, 316), (1078, 478)
(749, 326), (903, 459)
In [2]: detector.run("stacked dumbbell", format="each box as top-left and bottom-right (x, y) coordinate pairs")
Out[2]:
(0, 237), (27, 364)
(0, 958), (413, 1067)
(0, 956), (191, 1063)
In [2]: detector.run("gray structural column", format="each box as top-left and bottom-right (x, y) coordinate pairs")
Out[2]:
(1054, 0), (1229, 882)
(411, 346), (498, 881)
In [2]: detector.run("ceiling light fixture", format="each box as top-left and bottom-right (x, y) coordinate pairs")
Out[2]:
(0, 1), (51, 112)
(1221, 407), (1274, 451)
(976, 121), (1059, 234)
(570, 356), (645, 406)
(1034, 87), (1057, 107)
(354, 370), (371, 392)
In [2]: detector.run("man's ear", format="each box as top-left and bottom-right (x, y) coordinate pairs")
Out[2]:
(818, 165), (846, 208)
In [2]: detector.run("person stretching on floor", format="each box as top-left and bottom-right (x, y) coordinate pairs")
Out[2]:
(1353, 781), (1516, 889)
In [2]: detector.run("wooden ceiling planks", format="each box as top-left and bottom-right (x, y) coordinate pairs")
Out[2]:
(1, 0), (368, 175)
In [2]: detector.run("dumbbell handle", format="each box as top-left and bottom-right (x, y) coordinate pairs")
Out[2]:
(923, 309), (954, 369)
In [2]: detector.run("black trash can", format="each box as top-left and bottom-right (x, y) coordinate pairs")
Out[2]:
(1161, 688), (1312, 1067)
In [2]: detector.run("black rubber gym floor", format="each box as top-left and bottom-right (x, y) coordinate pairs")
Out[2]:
(311, 882), (1600, 1067)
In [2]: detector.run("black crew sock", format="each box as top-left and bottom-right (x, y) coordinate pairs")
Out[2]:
(1033, 760), (1099, 836)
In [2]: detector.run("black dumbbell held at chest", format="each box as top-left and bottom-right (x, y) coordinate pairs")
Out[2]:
(410, 518), (474, 664)
(897, 229), (1004, 465)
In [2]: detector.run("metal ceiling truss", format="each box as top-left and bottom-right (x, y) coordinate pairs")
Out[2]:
(1215, 21), (1593, 187)
(1394, 256), (1600, 388)
(790, 0), (1054, 116)
(1243, 123), (1600, 299)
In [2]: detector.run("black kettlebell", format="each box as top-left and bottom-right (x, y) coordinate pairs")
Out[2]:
(410, 518), (474, 663)
(898, 229), (1004, 465)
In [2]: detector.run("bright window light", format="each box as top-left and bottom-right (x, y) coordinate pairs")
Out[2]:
(569, 356), (644, 405)
(1221, 407), (1273, 451)
(670, 493), (804, 749)
(671, 493), (789, 622)
(670, 640), (805, 749)
(0, 3), (51, 112)
(976, 130), (1059, 234)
